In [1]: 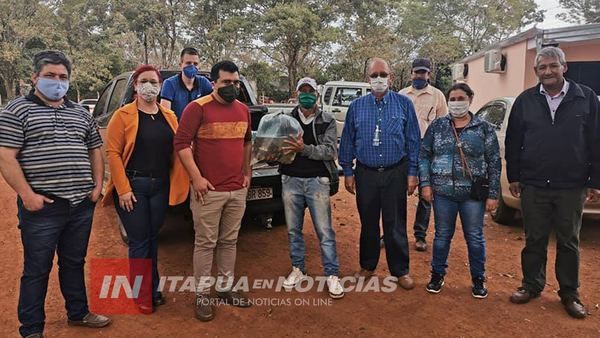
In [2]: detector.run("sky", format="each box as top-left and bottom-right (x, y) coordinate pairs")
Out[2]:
(532, 0), (571, 29)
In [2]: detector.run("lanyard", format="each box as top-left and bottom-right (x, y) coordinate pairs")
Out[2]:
(373, 98), (385, 147)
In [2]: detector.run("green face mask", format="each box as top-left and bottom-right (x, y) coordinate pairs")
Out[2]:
(298, 93), (317, 109)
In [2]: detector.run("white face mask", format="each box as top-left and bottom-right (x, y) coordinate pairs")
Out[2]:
(448, 101), (470, 118)
(137, 82), (161, 102)
(369, 76), (388, 94)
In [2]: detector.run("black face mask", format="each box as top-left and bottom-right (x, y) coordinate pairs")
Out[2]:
(217, 85), (239, 104)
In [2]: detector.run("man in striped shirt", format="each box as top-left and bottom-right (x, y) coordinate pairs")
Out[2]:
(0, 50), (110, 338)
(339, 58), (421, 290)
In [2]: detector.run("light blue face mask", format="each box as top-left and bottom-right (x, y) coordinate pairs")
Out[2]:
(37, 77), (69, 101)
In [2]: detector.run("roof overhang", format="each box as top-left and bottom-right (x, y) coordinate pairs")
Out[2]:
(453, 23), (600, 65)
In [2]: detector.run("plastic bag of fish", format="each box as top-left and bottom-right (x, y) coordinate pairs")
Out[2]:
(251, 112), (303, 165)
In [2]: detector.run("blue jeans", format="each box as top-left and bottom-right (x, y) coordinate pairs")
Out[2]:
(17, 196), (95, 337)
(282, 175), (339, 276)
(114, 176), (169, 302)
(431, 194), (486, 278)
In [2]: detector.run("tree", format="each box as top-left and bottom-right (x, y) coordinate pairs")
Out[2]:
(242, 61), (279, 100)
(185, 0), (253, 67)
(557, 0), (600, 24)
(253, 3), (336, 96)
(0, 0), (56, 99)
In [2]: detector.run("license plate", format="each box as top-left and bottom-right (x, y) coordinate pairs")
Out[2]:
(247, 187), (273, 201)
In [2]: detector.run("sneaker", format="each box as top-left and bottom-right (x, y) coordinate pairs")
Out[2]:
(216, 290), (252, 307)
(426, 273), (444, 294)
(414, 238), (428, 252)
(471, 276), (488, 299)
(195, 294), (215, 322)
(327, 276), (345, 299)
(353, 268), (376, 279)
(67, 313), (111, 328)
(283, 266), (307, 289)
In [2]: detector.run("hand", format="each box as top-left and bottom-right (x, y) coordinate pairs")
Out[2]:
(89, 186), (102, 203)
(263, 154), (279, 164)
(345, 176), (356, 195)
(282, 133), (305, 155)
(421, 186), (434, 203)
(407, 176), (418, 195)
(243, 174), (251, 188)
(586, 188), (600, 203)
(509, 182), (521, 198)
(192, 176), (215, 204)
(486, 199), (499, 213)
(118, 192), (137, 212)
(21, 192), (54, 212)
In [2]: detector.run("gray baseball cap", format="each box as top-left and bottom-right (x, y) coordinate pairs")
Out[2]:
(296, 77), (318, 91)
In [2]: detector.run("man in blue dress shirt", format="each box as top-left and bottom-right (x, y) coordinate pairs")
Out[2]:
(339, 58), (421, 290)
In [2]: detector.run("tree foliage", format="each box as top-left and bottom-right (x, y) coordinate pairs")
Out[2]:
(557, 0), (600, 24)
(0, 0), (544, 102)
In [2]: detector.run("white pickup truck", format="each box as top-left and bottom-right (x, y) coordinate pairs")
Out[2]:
(264, 80), (371, 139)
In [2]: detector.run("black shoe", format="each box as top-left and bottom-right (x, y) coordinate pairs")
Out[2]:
(415, 238), (428, 251)
(153, 294), (166, 307)
(426, 273), (444, 293)
(471, 276), (488, 299)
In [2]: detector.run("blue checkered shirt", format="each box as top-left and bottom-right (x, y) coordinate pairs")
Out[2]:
(339, 90), (421, 177)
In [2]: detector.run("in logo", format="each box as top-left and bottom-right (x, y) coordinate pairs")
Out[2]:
(90, 259), (152, 315)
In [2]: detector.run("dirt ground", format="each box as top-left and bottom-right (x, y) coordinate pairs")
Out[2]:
(1, 176), (599, 338)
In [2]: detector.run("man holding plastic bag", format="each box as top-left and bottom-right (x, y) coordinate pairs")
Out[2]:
(256, 78), (343, 299)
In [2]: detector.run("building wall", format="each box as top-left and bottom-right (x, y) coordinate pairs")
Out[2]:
(463, 41), (529, 112)
(462, 40), (600, 111)
(562, 42), (600, 62)
(524, 49), (538, 89)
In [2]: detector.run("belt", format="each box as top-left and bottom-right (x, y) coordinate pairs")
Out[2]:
(125, 169), (167, 179)
(357, 157), (406, 173)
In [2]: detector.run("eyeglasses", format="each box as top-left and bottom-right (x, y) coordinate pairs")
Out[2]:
(369, 72), (389, 78)
(139, 80), (160, 85)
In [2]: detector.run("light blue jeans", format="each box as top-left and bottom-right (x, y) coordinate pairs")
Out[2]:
(282, 174), (339, 276)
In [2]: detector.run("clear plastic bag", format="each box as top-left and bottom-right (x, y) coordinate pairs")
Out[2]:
(251, 111), (303, 165)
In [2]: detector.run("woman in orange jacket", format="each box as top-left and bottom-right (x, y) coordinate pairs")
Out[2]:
(102, 65), (189, 313)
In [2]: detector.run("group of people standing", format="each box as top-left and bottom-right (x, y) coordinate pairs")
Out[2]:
(338, 48), (599, 321)
(0, 45), (598, 338)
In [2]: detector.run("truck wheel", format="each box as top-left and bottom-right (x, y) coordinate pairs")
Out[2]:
(491, 193), (517, 225)
(119, 218), (129, 244)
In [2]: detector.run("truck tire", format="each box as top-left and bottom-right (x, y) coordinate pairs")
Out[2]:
(491, 193), (517, 225)
(119, 217), (129, 244)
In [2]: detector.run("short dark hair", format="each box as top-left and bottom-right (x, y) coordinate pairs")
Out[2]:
(447, 83), (474, 99)
(33, 50), (72, 76)
(211, 61), (239, 82)
(180, 47), (199, 60)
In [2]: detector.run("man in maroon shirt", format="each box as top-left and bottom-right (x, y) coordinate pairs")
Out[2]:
(174, 61), (252, 322)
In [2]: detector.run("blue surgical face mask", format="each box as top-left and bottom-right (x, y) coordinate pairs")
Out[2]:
(412, 78), (427, 89)
(183, 65), (198, 79)
(36, 77), (69, 101)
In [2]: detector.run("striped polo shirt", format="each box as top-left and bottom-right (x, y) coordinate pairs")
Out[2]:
(0, 91), (103, 206)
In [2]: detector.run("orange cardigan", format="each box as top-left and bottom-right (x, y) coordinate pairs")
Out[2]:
(102, 100), (189, 207)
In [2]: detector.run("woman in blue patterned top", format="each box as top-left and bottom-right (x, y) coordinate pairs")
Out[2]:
(418, 83), (501, 298)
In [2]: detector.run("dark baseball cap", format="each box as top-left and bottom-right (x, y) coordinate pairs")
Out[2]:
(412, 58), (431, 72)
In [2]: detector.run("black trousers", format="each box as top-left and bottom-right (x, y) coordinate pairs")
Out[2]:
(520, 185), (586, 302)
(355, 161), (410, 277)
